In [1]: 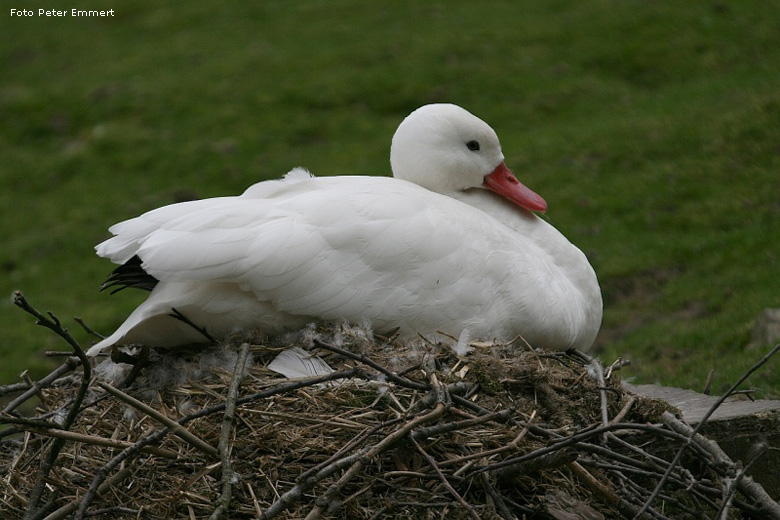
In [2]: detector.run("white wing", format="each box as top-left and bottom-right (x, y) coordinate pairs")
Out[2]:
(96, 168), (314, 264)
(99, 177), (506, 320)
(92, 174), (584, 353)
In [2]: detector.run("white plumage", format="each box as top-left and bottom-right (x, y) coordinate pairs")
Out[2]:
(267, 346), (334, 380)
(87, 104), (602, 355)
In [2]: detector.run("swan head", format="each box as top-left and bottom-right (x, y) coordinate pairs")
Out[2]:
(391, 103), (547, 212)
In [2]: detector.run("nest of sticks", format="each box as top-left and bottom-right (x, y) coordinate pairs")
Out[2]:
(2, 292), (780, 520)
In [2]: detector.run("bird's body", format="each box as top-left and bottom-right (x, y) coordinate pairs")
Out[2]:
(87, 104), (602, 355)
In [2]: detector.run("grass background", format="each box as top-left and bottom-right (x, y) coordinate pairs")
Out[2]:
(2, 1), (779, 397)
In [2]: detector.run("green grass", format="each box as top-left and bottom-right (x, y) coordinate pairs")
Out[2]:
(2, 1), (779, 397)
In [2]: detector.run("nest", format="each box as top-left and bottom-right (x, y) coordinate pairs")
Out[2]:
(3, 294), (780, 519)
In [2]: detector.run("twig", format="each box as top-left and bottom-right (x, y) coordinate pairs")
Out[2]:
(568, 460), (656, 519)
(662, 411), (780, 518)
(479, 472), (516, 520)
(74, 428), (170, 519)
(209, 342), (252, 520)
(40, 468), (132, 520)
(729, 388), (757, 400)
(43, 351), (78, 357)
(714, 445), (763, 520)
(262, 448), (370, 520)
(405, 381), (470, 415)
(703, 368), (715, 395)
(0, 414), (62, 430)
(569, 461), (619, 506)
(73, 316), (105, 339)
(580, 440), (704, 490)
(183, 368), (363, 424)
(473, 417), (729, 482)
(582, 458), (719, 504)
(605, 432), (684, 475)
(97, 381), (218, 457)
(69, 371), (360, 519)
(80, 506), (141, 517)
(604, 357), (631, 378)
(14, 292), (92, 520)
(610, 395), (637, 425)
(21, 371), (47, 406)
(412, 407), (514, 440)
(296, 416), (404, 483)
(0, 381), (35, 397)
(2, 357), (81, 414)
(270, 402), (447, 520)
(13, 292), (86, 356)
(495, 448), (578, 481)
(246, 482), (263, 518)
(636, 342), (780, 519)
(243, 408), (367, 430)
(8, 424), (178, 458)
(411, 436), (480, 520)
(439, 411), (537, 468)
(312, 338), (428, 391)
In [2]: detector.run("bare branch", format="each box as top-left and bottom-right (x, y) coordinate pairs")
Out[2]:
(412, 436), (480, 520)
(97, 381), (218, 458)
(636, 342), (780, 519)
(662, 411), (780, 519)
(13, 292), (92, 520)
(209, 342), (252, 520)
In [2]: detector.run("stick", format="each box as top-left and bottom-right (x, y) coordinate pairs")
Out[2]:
(636, 342), (780, 519)
(472, 418), (716, 478)
(76, 369), (323, 520)
(0, 414), (62, 430)
(2, 357), (81, 414)
(568, 460), (656, 520)
(268, 402), (446, 520)
(13, 292), (86, 356)
(73, 316), (104, 339)
(439, 410), (537, 468)
(296, 416), (406, 488)
(180, 368), (362, 424)
(14, 292), (92, 520)
(6, 425), (178, 458)
(479, 472), (516, 520)
(714, 443), (764, 520)
(40, 468), (132, 520)
(662, 412), (780, 519)
(412, 436), (480, 520)
(74, 428), (171, 519)
(209, 342), (252, 520)
(412, 407), (514, 440)
(0, 381), (36, 397)
(312, 338), (428, 391)
(97, 381), (218, 457)
(262, 448), (370, 520)
(610, 395), (637, 425)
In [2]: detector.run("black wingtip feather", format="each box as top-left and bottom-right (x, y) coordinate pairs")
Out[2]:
(101, 255), (159, 293)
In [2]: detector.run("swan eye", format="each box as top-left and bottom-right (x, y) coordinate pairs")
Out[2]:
(466, 140), (480, 151)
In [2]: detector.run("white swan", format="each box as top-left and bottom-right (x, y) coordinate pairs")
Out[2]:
(87, 104), (602, 355)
